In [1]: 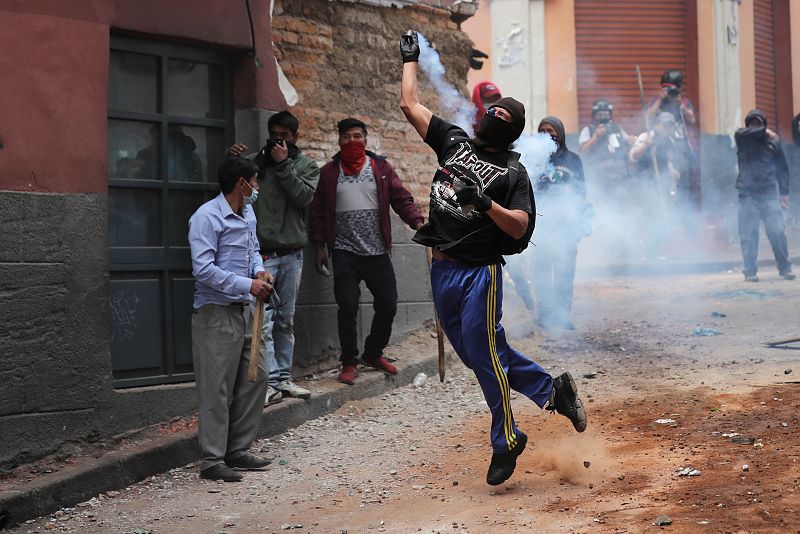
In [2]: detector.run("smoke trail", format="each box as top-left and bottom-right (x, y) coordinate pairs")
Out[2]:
(417, 33), (476, 135)
(502, 133), (558, 319)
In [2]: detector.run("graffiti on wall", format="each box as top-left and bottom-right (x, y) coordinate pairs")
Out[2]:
(109, 291), (141, 344)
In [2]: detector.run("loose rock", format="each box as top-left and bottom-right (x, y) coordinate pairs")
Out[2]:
(653, 515), (672, 526)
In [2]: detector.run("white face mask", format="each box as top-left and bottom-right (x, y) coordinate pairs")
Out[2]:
(242, 182), (258, 205)
(244, 188), (258, 205)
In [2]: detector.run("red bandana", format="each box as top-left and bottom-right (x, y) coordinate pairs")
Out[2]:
(340, 141), (366, 175)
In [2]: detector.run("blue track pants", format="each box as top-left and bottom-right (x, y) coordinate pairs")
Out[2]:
(430, 259), (554, 454)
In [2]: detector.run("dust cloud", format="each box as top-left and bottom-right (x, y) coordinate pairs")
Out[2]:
(529, 434), (613, 485)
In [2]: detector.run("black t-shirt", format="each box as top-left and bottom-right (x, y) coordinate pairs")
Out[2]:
(413, 115), (532, 266)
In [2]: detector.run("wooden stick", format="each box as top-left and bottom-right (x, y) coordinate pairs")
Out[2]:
(436, 314), (445, 382)
(766, 337), (800, 347)
(248, 297), (264, 382)
(425, 247), (446, 382)
(636, 65), (664, 207)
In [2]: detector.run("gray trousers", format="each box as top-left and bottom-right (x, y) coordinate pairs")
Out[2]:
(738, 192), (792, 276)
(192, 302), (269, 471)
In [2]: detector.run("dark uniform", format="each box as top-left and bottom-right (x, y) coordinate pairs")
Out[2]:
(735, 110), (794, 280)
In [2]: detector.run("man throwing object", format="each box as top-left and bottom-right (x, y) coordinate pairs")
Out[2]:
(399, 31), (587, 486)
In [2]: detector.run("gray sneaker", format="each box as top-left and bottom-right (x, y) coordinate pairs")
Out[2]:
(265, 386), (283, 406)
(278, 379), (311, 400)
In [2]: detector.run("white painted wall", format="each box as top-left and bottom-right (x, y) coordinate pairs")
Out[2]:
(713, 0), (743, 135)
(489, 0), (547, 132)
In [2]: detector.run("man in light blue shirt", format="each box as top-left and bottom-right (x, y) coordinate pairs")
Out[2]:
(189, 157), (274, 482)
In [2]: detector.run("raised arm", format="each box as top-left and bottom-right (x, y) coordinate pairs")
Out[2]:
(399, 31), (433, 141)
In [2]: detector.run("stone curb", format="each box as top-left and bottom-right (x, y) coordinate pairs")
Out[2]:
(0, 356), (439, 529)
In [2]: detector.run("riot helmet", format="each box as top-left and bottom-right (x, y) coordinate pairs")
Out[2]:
(591, 100), (613, 124)
(661, 70), (684, 98)
(661, 70), (684, 87)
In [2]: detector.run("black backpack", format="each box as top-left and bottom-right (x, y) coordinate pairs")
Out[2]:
(498, 151), (536, 256)
(436, 149), (536, 256)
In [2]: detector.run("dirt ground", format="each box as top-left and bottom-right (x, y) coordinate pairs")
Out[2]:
(8, 270), (800, 534)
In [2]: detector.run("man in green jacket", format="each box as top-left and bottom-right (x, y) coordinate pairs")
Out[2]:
(227, 111), (320, 404)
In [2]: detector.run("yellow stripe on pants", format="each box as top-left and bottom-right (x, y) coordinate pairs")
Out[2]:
(486, 265), (516, 450)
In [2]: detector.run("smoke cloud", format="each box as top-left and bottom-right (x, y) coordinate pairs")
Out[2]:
(515, 133), (557, 179)
(417, 33), (476, 135)
(504, 134), (559, 317)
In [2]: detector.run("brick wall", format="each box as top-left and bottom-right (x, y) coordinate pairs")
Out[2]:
(272, 0), (473, 209)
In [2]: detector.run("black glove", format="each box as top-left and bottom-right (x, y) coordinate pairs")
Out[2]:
(454, 182), (492, 212)
(400, 31), (420, 63)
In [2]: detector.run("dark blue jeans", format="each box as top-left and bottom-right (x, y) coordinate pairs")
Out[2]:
(738, 192), (792, 276)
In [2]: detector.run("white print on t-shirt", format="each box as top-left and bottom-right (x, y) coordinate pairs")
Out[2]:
(430, 178), (477, 222)
(429, 142), (510, 222)
(444, 142), (509, 189)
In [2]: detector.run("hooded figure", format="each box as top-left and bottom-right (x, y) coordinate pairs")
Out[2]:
(527, 116), (591, 331)
(536, 116), (585, 195)
(735, 110), (789, 195)
(734, 109), (794, 281)
(471, 81), (502, 130)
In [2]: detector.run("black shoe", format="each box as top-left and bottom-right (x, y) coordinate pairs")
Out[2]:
(486, 433), (528, 486)
(547, 372), (587, 433)
(744, 275), (759, 282)
(200, 464), (243, 482)
(225, 453), (272, 470)
(781, 272), (796, 281)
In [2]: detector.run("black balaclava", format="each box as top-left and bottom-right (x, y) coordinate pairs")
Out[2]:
(474, 96), (526, 149)
(745, 109), (767, 129)
(736, 109), (769, 152)
(538, 116), (567, 157)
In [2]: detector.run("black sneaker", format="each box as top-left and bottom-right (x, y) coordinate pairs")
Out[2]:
(547, 372), (587, 432)
(200, 464), (243, 482)
(486, 433), (527, 486)
(781, 272), (796, 281)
